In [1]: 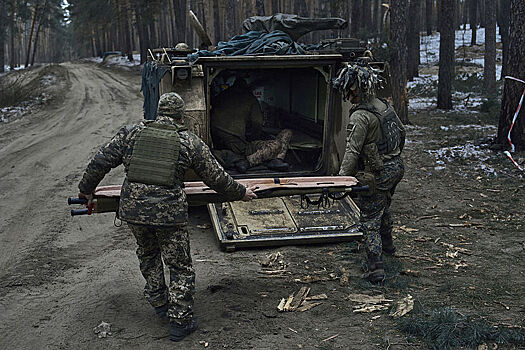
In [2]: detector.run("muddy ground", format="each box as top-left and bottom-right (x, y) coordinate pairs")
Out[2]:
(0, 62), (523, 350)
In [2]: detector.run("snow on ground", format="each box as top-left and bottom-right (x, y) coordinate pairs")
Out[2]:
(81, 54), (141, 70)
(427, 142), (499, 175)
(409, 25), (502, 113)
(420, 25), (501, 66)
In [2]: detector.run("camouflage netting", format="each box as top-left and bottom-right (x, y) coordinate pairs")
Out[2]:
(332, 63), (385, 102)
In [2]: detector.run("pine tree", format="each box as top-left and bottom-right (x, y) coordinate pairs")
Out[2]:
(497, 0), (525, 151)
(437, 0), (455, 109)
(407, 0), (421, 80)
(483, 0), (496, 93)
(426, 0), (433, 35)
(469, 0), (477, 45)
(389, 0), (409, 123)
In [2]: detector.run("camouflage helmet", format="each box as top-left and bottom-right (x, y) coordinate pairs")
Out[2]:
(174, 42), (190, 51)
(157, 92), (185, 119)
(332, 62), (384, 102)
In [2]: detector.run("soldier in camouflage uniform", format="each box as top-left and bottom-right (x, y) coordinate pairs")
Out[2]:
(78, 92), (257, 341)
(333, 63), (405, 283)
(211, 78), (293, 172)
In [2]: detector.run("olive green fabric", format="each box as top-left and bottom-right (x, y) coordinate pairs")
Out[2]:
(339, 98), (404, 176)
(353, 99), (404, 155)
(355, 171), (376, 195)
(127, 122), (184, 187)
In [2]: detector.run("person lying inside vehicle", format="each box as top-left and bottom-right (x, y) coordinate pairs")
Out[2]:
(211, 78), (292, 173)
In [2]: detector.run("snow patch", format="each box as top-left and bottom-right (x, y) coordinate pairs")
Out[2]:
(41, 74), (56, 86)
(420, 26), (501, 66)
(427, 142), (499, 176)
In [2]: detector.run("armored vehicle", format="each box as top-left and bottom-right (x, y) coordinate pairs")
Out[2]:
(142, 15), (390, 251)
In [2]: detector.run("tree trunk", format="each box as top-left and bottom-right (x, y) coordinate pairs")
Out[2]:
(0, 0), (6, 73)
(499, 0), (510, 79)
(483, 0), (496, 93)
(271, 0), (279, 14)
(389, 0), (409, 123)
(225, 0), (236, 39)
(437, 0), (455, 109)
(9, 0), (15, 70)
(478, 0), (485, 27)
(25, 0), (40, 68)
(469, 0), (477, 45)
(497, 0), (525, 151)
(462, 0), (468, 28)
(375, 0), (381, 36)
(407, 0), (421, 80)
(426, 0), (433, 35)
(30, 1), (48, 66)
(173, 0), (187, 43)
(124, 0), (133, 60)
(351, 0), (361, 37)
(362, 0), (371, 34)
(255, 0), (265, 15)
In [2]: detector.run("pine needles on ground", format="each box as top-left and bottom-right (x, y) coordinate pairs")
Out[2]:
(397, 307), (525, 350)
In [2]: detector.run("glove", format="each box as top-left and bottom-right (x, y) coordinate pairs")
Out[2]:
(355, 171), (376, 196)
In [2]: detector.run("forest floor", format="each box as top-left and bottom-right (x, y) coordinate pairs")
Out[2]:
(0, 56), (524, 350)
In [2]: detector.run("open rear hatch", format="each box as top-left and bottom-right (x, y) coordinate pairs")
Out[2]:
(208, 195), (361, 252)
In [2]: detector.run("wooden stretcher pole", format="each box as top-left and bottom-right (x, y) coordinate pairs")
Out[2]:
(67, 177), (364, 216)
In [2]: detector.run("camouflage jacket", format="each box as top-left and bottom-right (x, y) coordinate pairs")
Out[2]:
(339, 98), (402, 176)
(78, 116), (246, 226)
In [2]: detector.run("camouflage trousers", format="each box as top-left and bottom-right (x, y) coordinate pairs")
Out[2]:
(246, 129), (293, 166)
(128, 223), (195, 326)
(359, 156), (405, 256)
(213, 128), (293, 167)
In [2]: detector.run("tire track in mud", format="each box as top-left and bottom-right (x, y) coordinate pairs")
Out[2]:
(0, 62), (144, 349)
(0, 62), (142, 287)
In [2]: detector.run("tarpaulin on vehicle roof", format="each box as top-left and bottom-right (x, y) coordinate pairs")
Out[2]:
(243, 13), (347, 41)
(187, 30), (306, 62)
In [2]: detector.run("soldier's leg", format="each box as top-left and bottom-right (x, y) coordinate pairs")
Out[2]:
(380, 192), (396, 255)
(378, 157), (404, 254)
(359, 192), (388, 283)
(359, 193), (386, 256)
(246, 129), (293, 167)
(128, 224), (167, 307)
(156, 224), (195, 326)
(246, 139), (281, 166)
(275, 129), (293, 159)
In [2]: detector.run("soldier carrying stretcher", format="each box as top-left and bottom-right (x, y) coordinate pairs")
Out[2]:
(333, 62), (406, 283)
(77, 92), (257, 341)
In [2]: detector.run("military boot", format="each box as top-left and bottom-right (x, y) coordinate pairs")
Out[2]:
(170, 317), (198, 342)
(235, 159), (250, 173)
(363, 253), (385, 283)
(266, 158), (289, 172)
(381, 234), (397, 256)
(154, 304), (169, 322)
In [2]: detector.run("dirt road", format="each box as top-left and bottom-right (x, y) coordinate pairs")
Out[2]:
(0, 63), (523, 350)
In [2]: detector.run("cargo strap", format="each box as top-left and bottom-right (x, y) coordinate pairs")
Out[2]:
(127, 122), (185, 187)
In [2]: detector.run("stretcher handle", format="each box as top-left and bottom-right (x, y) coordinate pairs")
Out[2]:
(71, 209), (89, 216)
(348, 185), (369, 193)
(68, 197), (88, 205)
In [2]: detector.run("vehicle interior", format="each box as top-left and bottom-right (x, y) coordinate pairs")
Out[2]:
(207, 67), (332, 176)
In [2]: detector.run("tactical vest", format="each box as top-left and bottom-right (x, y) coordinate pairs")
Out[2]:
(127, 122), (186, 187)
(355, 100), (404, 155)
